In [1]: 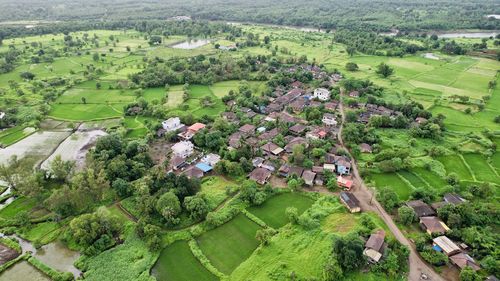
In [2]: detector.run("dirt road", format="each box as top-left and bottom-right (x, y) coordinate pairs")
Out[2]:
(338, 94), (444, 281)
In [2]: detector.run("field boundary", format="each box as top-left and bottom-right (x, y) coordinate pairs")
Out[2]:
(188, 239), (227, 279)
(458, 154), (477, 181)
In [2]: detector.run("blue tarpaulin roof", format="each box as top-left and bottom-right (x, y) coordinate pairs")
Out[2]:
(433, 245), (442, 252)
(195, 162), (212, 173)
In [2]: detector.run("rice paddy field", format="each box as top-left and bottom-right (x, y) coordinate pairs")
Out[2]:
(196, 213), (262, 274)
(247, 193), (314, 228)
(152, 241), (218, 281)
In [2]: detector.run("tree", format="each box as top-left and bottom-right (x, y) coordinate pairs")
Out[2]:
(286, 207), (299, 224)
(68, 207), (121, 250)
(377, 187), (400, 210)
(398, 206), (416, 225)
(375, 63), (394, 78)
(184, 194), (209, 220)
(20, 71), (35, 80)
(92, 53), (100, 62)
(459, 266), (482, 281)
(112, 178), (132, 197)
(49, 155), (75, 182)
(332, 234), (365, 272)
(345, 62), (359, 71)
(255, 228), (276, 246)
(323, 256), (343, 280)
(81, 97), (87, 104)
(156, 191), (181, 225)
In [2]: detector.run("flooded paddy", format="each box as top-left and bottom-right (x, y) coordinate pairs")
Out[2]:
(0, 261), (50, 281)
(171, 39), (211, 49)
(34, 241), (81, 278)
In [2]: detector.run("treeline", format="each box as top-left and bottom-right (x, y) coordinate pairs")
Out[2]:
(0, 0), (498, 32)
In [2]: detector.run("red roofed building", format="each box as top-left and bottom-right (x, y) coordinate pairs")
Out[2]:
(337, 176), (353, 190)
(179, 123), (206, 140)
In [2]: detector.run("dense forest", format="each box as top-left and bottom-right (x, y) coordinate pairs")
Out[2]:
(0, 0), (499, 31)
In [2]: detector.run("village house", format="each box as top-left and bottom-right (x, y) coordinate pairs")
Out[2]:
(261, 142), (284, 157)
(415, 117), (428, 124)
(419, 216), (450, 235)
(278, 163), (291, 177)
(200, 153), (221, 167)
(291, 81), (303, 89)
(289, 124), (307, 136)
(302, 170), (316, 186)
(195, 162), (213, 174)
(433, 236), (461, 256)
(171, 155), (187, 170)
(339, 191), (361, 213)
(261, 160), (276, 172)
(171, 141), (194, 158)
(284, 137), (308, 153)
(162, 117), (184, 132)
(349, 91), (360, 98)
(337, 175), (353, 190)
(178, 122), (206, 140)
(252, 157), (265, 168)
(323, 163), (336, 173)
(239, 124), (256, 137)
(249, 167), (272, 185)
(406, 200), (436, 218)
(290, 98), (307, 113)
(289, 166), (304, 178)
(322, 113), (338, 126)
(221, 112), (238, 122)
(313, 88), (331, 101)
(324, 101), (338, 111)
(264, 89), (303, 113)
(364, 230), (386, 263)
(449, 253), (481, 271)
(183, 166), (204, 179)
(258, 128), (280, 140)
(360, 143), (373, 153)
(306, 127), (328, 140)
(443, 193), (466, 205)
(228, 132), (242, 149)
(336, 158), (351, 175)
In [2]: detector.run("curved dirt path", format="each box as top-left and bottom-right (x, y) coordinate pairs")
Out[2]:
(337, 93), (444, 281)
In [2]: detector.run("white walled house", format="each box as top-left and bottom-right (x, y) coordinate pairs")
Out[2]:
(313, 88), (331, 101)
(322, 113), (337, 126)
(162, 117), (184, 132)
(171, 141), (194, 158)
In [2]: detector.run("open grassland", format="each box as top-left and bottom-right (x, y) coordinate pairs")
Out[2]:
(166, 85), (225, 118)
(81, 232), (157, 281)
(196, 213), (261, 274)
(247, 193), (314, 228)
(151, 240), (218, 281)
(123, 116), (153, 139)
(230, 226), (331, 281)
(199, 176), (235, 209)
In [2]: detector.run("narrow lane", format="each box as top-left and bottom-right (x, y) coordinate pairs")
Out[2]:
(337, 92), (445, 281)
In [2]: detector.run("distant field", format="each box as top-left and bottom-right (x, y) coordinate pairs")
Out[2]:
(0, 197), (37, 220)
(199, 176), (234, 209)
(151, 240), (217, 281)
(49, 103), (125, 121)
(411, 168), (448, 191)
(196, 213), (261, 274)
(247, 193), (314, 228)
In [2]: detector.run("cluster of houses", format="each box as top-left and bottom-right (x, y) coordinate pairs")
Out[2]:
(162, 117), (221, 179)
(404, 194), (484, 273)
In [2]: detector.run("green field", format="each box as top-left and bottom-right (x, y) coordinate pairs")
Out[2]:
(370, 172), (413, 200)
(0, 197), (37, 220)
(411, 168), (448, 191)
(21, 221), (61, 245)
(398, 170), (428, 189)
(199, 176), (235, 209)
(462, 154), (500, 184)
(166, 85), (225, 118)
(196, 213), (261, 274)
(0, 126), (35, 147)
(152, 240), (217, 281)
(247, 193), (314, 228)
(436, 155), (474, 181)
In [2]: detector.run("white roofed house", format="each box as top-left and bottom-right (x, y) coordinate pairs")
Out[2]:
(322, 113), (337, 126)
(162, 117), (184, 132)
(313, 88), (331, 101)
(171, 141), (194, 159)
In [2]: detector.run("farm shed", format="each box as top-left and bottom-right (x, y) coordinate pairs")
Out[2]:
(432, 236), (461, 256)
(339, 192), (360, 213)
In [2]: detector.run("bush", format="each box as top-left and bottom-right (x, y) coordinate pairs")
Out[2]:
(420, 248), (448, 266)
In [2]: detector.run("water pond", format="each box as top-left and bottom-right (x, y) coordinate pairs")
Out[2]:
(438, 32), (498, 38)
(171, 39), (210, 49)
(0, 261), (50, 281)
(34, 241), (81, 278)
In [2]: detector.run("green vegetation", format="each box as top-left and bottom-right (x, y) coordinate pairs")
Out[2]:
(151, 240), (217, 281)
(247, 192), (314, 228)
(196, 213), (261, 274)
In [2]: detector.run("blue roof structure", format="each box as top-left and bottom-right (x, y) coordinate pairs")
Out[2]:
(432, 245), (442, 252)
(195, 162), (213, 173)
